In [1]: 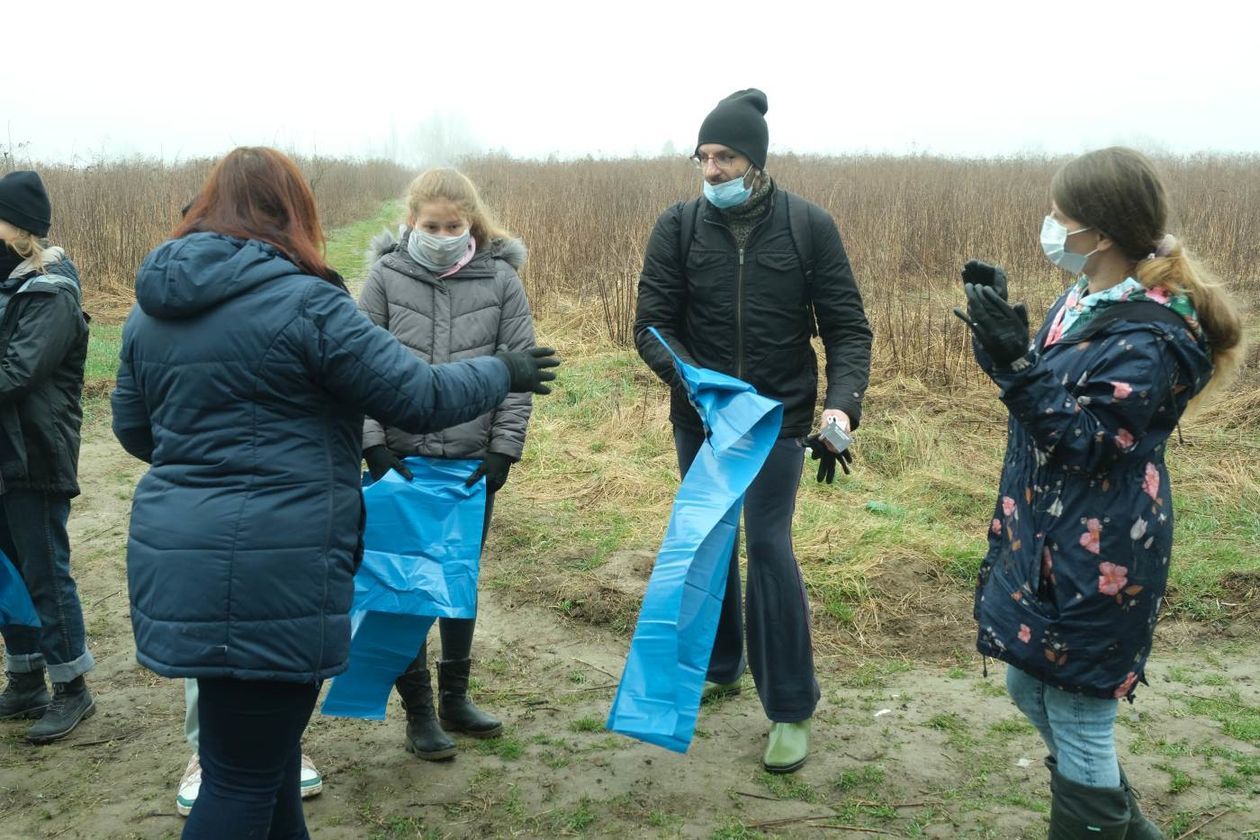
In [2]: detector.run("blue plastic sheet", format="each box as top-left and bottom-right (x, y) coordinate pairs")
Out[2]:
(606, 328), (783, 752)
(0, 550), (39, 629)
(322, 457), (485, 720)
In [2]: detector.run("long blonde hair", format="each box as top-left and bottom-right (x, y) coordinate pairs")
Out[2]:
(1052, 147), (1246, 400)
(405, 168), (512, 245)
(8, 229), (48, 274)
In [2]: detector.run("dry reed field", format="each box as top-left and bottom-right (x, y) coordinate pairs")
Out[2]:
(0, 152), (411, 305)
(464, 153), (1260, 385)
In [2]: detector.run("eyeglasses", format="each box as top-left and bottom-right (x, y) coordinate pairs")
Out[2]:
(690, 152), (746, 172)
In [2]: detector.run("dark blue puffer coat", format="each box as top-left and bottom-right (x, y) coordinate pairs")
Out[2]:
(111, 233), (510, 682)
(974, 292), (1214, 700)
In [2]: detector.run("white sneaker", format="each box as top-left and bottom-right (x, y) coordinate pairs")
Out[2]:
(299, 753), (323, 799)
(176, 750), (321, 816)
(176, 753), (200, 817)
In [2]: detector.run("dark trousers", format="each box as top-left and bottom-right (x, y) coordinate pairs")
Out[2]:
(413, 490), (495, 667)
(674, 426), (820, 722)
(0, 490), (94, 683)
(183, 678), (320, 840)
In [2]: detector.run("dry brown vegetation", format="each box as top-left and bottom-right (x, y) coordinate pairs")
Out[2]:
(0, 153), (411, 303)
(464, 153), (1260, 386)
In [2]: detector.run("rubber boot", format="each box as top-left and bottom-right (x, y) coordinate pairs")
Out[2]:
(437, 659), (502, 738)
(1119, 763), (1165, 839)
(1048, 767), (1131, 839)
(701, 680), (742, 703)
(27, 676), (94, 743)
(762, 720), (810, 774)
(394, 664), (456, 760)
(0, 669), (51, 720)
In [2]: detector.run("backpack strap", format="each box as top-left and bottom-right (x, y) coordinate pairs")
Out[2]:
(676, 197), (702, 270)
(783, 193), (819, 336)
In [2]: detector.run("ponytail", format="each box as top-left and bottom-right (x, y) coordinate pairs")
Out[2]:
(1136, 241), (1246, 405)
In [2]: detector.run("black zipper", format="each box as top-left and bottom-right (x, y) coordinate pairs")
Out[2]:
(702, 195), (776, 380)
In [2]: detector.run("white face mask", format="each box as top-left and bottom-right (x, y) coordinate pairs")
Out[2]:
(1040, 215), (1098, 275)
(407, 228), (471, 272)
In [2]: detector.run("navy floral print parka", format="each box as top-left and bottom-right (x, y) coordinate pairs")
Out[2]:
(973, 288), (1214, 700)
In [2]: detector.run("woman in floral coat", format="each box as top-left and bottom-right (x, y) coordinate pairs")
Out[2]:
(955, 147), (1244, 839)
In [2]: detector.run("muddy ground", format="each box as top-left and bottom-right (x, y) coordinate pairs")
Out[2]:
(0, 406), (1256, 840)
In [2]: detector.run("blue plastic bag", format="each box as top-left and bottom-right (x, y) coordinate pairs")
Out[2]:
(606, 329), (782, 752)
(322, 457), (485, 720)
(0, 550), (40, 629)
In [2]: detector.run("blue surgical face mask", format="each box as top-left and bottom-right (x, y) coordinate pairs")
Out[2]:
(703, 170), (755, 209)
(407, 227), (471, 272)
(1040, 215), (1097, 275)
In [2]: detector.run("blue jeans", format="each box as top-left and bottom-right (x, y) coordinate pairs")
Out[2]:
(1006, 665), (1120, 787)
(0, 491), (94, 683)
(183, 677), (319, 840)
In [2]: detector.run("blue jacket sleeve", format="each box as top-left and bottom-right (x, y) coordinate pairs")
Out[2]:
(301, 280), (511, 434)
(110, 315), (155, 463)
(988, 330), (1175, 474)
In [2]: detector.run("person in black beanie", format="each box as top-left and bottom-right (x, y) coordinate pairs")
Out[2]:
(634, 89), (872, 773)
(0, 170), (96, 743)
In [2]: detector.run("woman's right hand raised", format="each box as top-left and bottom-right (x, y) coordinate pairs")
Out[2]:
(961, 259), (1009, 301)
(495, 347), (561, 395)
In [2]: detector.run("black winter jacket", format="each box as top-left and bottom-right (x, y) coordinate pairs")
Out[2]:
(634, 186), (872, 438)
(0, 249), (88, 497)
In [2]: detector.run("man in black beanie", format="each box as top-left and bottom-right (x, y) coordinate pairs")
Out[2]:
(634, 89), (872, 774)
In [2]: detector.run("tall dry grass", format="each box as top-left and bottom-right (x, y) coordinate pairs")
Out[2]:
(463, 153), (1259, 386)
(0, 153), (412, 303)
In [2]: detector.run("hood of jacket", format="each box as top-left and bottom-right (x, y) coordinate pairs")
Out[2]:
(366, 227), (527, 278)
(1, 247), (82, 304)
(135, 233), (306, 319)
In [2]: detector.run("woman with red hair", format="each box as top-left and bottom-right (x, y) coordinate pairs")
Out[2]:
(112, 147), (557, 838)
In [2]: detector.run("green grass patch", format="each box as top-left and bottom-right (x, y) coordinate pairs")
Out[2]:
(1182, 692), (1260, 745)
(833, 765), (887, 792)
(325, 200), (404, 286)
(758, 771), (819, 803)
(86, 322), (122, 383)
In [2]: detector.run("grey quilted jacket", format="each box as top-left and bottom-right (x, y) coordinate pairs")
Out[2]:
(359, 229), (535, 460)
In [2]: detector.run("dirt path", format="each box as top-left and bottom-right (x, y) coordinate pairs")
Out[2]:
(0, 410), (1255, 840)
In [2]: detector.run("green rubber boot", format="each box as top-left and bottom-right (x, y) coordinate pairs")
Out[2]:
(701, 680), (742, 703)
(762, 720), (809, 774)
(1119, 763), (1165, 840)
(1048, 767), (1131, 839)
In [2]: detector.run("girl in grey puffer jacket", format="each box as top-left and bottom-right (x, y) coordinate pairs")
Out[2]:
(359, 168), (537, 760)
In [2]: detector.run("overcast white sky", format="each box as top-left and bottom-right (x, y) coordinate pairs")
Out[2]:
(7, 0), (1259, 164)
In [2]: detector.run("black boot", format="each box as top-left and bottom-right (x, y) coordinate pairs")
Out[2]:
(437, 658), (502, 738)
(26, 676), (94, 743)
(1119, 763), (1165, 839)
(394, 664), (456, 760)
(1048, 767), (1131, 840)
(0, 669), (51, 720)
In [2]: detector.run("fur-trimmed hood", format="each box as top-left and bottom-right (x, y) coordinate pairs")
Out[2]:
(367, 227), (527, 273)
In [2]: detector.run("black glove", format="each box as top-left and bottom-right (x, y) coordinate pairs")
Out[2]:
(803, 435), (854, 484)
(954, 284), (1030, 368)
(961, 259), (1008, 301)
(496, 347), (561, 395)
(465, 451), (513, 493)
(363, 445), (413, 482)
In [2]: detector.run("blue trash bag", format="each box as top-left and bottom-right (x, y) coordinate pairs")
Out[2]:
(0, 550), (40, 629)
(606, 328), (782, 752)
(322, 457), (485, 720)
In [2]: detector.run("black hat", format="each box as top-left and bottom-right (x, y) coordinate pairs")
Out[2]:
(0, 171), (52, 237)
(696, 89), (769, 170)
